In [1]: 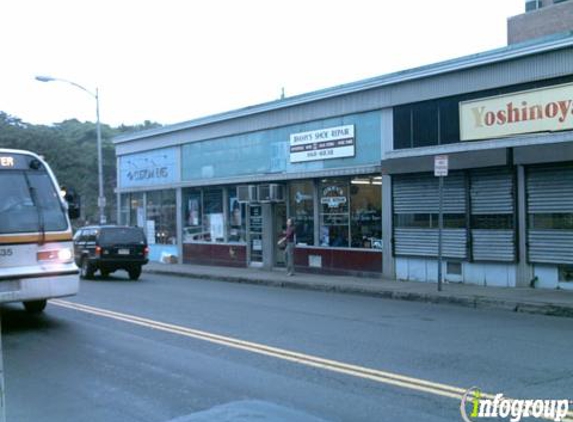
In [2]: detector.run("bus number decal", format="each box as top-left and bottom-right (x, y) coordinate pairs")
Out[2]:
(0, 248), (13, 257)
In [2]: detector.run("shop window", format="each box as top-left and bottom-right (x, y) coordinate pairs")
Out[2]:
(183, 189), (203, 242)
(320, 178), (350, 248)
(529, 213), (573, 230)
(183, 187), (243, 244)
(559, 265), (573, 282)
(289, 180), (315, 246)
(350, 176), (382, 248)
(412, 101), (438, 148)
(120, 194), (130, 226)
(394, 213), (465, 229)
(203, 188), (224, 242)
(446, 261), (462, 276)
(228, 189), (246, 243)
(439, 98), (460, 144)
(129, 193), (144, 228)
(393, 106), (412, 149)
(146, 190), (176, 245)
(471, 215), (513, 230)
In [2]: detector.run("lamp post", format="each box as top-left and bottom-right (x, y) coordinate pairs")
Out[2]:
(36, 76), (106, 224)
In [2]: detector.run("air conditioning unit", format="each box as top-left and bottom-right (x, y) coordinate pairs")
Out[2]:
(257, 184), (271, 202)
(258, 184), (285, 202)
(270, 184), (284, 202)
(237, 185), (258, 203)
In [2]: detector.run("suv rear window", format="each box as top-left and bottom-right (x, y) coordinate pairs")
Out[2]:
(99, 227), (146, 244)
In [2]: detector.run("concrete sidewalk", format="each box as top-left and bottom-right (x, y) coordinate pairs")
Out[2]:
(144, 262), (573, 318)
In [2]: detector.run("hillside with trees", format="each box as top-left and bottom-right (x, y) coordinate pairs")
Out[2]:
(0, 111), (160, 225)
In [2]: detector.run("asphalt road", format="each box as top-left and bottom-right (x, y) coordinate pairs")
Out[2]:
(2, 272), (572, 422)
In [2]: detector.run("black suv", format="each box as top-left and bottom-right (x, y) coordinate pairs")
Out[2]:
(73, 225), (149, 280)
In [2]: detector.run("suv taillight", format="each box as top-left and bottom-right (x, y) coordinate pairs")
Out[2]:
(144, 246), (149, 258)
(95, 246), (102, 257)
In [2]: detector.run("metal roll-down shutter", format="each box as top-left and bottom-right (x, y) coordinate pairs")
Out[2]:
(470, 168), (515, 262)
(393, 173), (467, 259)
(527, 164), (573, 265)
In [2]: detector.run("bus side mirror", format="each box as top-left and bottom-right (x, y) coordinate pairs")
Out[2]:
(61, 187), (81, 220)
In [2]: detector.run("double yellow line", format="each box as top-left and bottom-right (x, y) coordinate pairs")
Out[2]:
(52, 299), (573, 421)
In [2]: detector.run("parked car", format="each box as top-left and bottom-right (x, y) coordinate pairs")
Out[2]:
(73, 225), (149, 280)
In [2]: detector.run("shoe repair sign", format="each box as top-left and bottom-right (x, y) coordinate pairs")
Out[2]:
(290, 125), (355, 163)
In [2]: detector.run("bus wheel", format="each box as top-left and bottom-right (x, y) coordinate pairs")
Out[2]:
(80, 258), (95, 279)
(23, 300), (47, 314)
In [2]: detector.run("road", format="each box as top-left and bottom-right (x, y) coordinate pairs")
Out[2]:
(2, 272), (573, 422)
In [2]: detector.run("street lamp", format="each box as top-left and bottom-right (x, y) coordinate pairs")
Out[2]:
(35, 75), (106, 224)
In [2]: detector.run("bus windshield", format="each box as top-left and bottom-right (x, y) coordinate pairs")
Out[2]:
(0, 171), (68, 234)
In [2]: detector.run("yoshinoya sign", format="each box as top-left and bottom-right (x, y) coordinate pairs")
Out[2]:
(460, 82), (573, 141)
(290, 125), (355, 163)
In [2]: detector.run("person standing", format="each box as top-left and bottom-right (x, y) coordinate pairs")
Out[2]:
(284, 218), (296, 276)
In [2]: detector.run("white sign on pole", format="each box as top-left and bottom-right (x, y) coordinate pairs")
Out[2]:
(434, 155), (449, 177)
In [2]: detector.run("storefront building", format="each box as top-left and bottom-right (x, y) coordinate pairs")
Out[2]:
(114, 35), (573, 288)
(115, 111), (383, 277)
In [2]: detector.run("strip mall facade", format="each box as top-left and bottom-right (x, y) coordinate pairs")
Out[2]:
(114, 36), (573, 289)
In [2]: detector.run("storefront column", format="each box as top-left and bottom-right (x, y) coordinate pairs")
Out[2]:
(516, 165), (533, 287)
(313, 179), (320, 246)
(176, 187), (183, 264)
(116, 156), (121, 224)
(262, 203), (273, 270)
(382, 174), (395, 279)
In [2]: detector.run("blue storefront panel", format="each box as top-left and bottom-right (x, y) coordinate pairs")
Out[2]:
(181, 112), (381, 182)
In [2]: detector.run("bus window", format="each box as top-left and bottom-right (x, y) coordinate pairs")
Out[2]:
(0, 171), (67, 234)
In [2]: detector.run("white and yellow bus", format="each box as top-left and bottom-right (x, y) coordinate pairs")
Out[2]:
(0, 149), (80, 313)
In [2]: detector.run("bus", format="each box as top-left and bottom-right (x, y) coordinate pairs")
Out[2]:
(0, 149), (80, 313)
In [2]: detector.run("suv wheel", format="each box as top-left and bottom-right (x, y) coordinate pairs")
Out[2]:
(80, 257), (95, 279)
(128, 266), (142, 281)
(23, 300), (47, 314)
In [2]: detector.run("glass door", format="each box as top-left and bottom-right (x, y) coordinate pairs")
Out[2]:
(248, 205), (263, 266)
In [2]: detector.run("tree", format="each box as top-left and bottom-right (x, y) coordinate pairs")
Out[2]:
(0, 112), (161, 225)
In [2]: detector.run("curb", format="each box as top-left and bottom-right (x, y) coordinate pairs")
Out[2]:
(144, 268), (573, 319)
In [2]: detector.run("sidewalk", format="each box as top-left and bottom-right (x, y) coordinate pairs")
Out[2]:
(144, 262), (573, 318)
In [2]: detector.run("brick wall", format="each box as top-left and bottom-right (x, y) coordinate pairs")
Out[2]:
(508, 1), (573, 44)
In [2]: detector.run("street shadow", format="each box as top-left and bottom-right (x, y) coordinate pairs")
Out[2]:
(89, 273), (144, 283)
(0, 304), (65, 335)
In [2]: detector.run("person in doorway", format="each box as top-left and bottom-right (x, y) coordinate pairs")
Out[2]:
(283, 218), (296, 276)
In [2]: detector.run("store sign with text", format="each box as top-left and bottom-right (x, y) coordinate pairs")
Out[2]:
(290, 125), (355, 163)
(119, 147), (179, 188)
(460, 82), (573, 141)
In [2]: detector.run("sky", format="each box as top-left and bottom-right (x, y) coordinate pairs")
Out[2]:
(1, 0), (525, 128)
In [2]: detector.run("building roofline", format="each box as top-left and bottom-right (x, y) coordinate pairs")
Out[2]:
(113, 34), (573, 145)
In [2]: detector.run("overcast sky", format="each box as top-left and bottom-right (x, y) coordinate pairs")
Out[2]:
(1, 0), (524, 127)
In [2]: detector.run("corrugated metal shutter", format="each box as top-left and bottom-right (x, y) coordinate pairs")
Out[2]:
(394, 228), (467, 259)
(393, 173), (466, 213)
(528, 230), (573, 264)
(527, 164), (573, 264)
(472, 230), (515, 262)
(527, 165), (573, 213)
(470, 168), (515, 262)
(470, 168), (514, 214)
(393, 173), (467, 259)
